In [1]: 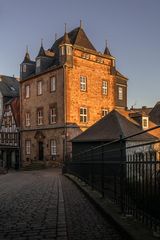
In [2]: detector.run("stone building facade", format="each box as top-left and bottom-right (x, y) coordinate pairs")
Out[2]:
(20, 24), (128, 166)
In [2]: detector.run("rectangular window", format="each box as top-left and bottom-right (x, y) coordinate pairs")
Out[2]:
(102, 80), (108, 95)
(80, 107), (87, 123)
(37, 81), (42, 95)
(26, 140), (31, 155)
(51, 140), (56, 156)
(36, 59), (40, 67)
(23, 64), (26, 72)
(49, 107), (56, 124)
(37, 109), (43, 125)
(25, 85), (30, 98)
(25, 113), (30, 126)
(80, 76), (87, 91)
(50, 76), (56, 92)
(142, 117), (149, 129)
(102, 109), (108, 118)
(118, 86), (123, 100)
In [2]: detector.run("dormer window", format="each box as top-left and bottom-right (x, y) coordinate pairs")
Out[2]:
(10, 86), (16, 91)
(142, 117), (149, 130)
(36, 59), (41, 68)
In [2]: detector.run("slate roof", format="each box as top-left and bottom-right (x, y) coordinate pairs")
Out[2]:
(51, 27), (96, 52)
(0, 75), (19, 97)
(116, 70), (128, 80)
(72, 110), (156, 142)
(149, 101), (160, 125)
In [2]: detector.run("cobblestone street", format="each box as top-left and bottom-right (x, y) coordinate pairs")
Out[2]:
(0, 169), (126, 240)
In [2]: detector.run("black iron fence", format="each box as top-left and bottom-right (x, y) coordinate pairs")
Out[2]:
(66, 126), (160, 233)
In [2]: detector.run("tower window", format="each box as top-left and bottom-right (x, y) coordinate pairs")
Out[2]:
(23, 64), (26, 72)
(36, 59), (40, 67)
(80, 107), (88, 123)
(118, 86), (123, 100)
(66, 46), (72, 55)
(80, 76), (87, 91)
(102, 80), (108, 95)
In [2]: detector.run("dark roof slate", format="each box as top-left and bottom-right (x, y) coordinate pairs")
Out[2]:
(51, 27), (96, 52)
(149, 101), (160, 125)
(0, 75), (19, 97)
(72, 110), (156, 142)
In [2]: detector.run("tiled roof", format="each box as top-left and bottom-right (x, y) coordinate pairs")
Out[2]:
(0, 75), (19, 97)
(72, 110), (156, 142)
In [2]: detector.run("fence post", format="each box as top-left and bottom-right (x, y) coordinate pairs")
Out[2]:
(120, 134), (125, 214)
(101, 146), (104, 198)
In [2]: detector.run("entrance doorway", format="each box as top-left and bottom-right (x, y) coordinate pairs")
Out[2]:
(38, 142), (44, 161)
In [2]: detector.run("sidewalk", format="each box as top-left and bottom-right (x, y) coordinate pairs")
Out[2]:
(65, 173), (159, 240)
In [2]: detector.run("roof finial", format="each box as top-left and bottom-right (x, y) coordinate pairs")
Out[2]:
(80, 20), (82, 28)
(26, 45), (29, 54)
(41, 38), (43, 47)
(55, 33), (57, 41)
(105, 39), (107, 48)
(64, 23), (67, 33)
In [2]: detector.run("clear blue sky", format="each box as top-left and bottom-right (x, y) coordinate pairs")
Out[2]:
(0, 0), (160, 108)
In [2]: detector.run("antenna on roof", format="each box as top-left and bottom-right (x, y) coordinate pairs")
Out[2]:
(105, 39), (108, 48)
(64, 23), (67, 33)
(41, 38), (43, 47)
(80, 19), (82, 28)
(26, 45), (29, 54)
(55, 33), (57, 41)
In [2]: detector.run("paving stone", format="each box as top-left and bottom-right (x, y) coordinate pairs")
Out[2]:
(0, 169), (125, 240)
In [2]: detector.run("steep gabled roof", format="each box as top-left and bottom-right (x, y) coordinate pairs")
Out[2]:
(51, 27), (96, 52)
(37, 45), (46, 58)
(0, 75), (19, 97)
(72, 110), (156, 142)
(149, 101), (160, 125)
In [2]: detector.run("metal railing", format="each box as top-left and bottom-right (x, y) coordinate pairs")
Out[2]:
(65, 125), (160, 233)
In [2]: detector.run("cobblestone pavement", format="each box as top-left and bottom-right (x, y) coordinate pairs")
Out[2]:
(0, 169), (126, 240)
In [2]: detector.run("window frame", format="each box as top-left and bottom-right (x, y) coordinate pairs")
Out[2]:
(25, 85), (30, 99)
(102, 80), (108, 95)
(49, 107), (56, 124)
(37, 108), (43, 125)
(80, 107), (88, 123)
(118, 86), (123, 100)
(25, 140), (31, 155)
(102, 109), (108, 118)
(25, 112), (30, 127)
(50, 139), (57, 156)
(37, 80), (43, 96)
(50, 76), (56, 92)
(80, 76), (87, 92)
